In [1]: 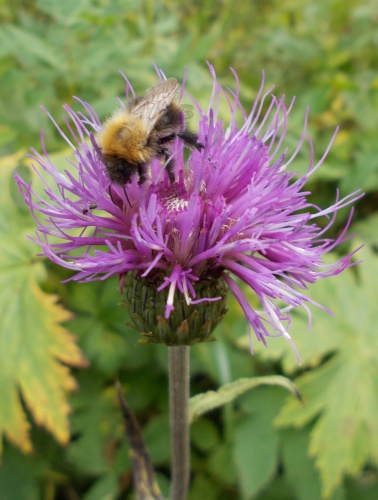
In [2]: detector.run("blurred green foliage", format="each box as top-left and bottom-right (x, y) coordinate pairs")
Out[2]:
(1, 0), (378, 499)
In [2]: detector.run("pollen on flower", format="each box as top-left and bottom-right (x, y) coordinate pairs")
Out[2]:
(164, 194), (190, 212)
(15, 64), (363, 360)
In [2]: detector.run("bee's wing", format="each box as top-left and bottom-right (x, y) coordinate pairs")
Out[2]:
(129, 78), (179, 134)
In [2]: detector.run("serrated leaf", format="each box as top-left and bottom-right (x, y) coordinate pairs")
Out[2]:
(189, 375), (300, 423)
(66, 279), (130, 376)
(68, 373), (126, 475)
(275, 245), (378, 497)
(0, 156), (86, 455)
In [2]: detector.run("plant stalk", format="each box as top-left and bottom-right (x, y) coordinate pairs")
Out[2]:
(169, 345), (190, 500)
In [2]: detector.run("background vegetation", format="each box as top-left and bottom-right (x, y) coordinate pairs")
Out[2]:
(1, 0), (377, 498)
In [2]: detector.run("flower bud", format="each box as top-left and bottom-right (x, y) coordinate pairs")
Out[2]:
(121, 272), (228, 346)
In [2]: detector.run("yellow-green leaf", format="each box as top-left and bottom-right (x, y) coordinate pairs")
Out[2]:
(0, 155), (87, 456)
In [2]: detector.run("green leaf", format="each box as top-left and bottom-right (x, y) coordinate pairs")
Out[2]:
(234, 386), (288, 499)
(275, 245), (378, 497)
(191, 419), (220, 452)
(0, 444), (48, 500)
(143, 414), (171, 464)
(189, 375), (300, 423)
(65, 279), (131, 376)
(0, 156), (86, 455)
(0, 124), (17, 148)
(68, 372), (127, 476)
(83, 471), (119, 500)
(340, 137), (378, 193)
(281, 428), (322, 500)
(37, 0), (90, 24)
(354, 214), (378, 246)
(346, 473), (378, 500)
(189, 473), (223, 500)
(0, 25), (62, 69)
(207, 443), (237, 487)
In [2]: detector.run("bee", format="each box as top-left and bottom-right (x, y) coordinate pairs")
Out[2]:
(97, 78), (204, 202)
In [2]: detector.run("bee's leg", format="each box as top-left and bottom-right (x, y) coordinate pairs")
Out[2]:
(157, 134), (176, 145)
(109, 184), (131, 208)
(165, 157), (176, 188)
(109, 185), (116, 204)
(157, 146), (177, 194)
(137, 164), (147, 186)
(157, 130), (203, 151)
(177, 130), (204, 151)
(156, 136), (176, 184)
(122, 185), (132, 207)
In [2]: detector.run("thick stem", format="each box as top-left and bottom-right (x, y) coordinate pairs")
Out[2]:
(169, 345), (190, 500)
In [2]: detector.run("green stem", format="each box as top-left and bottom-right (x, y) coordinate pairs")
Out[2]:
(169, 345), (190, 500)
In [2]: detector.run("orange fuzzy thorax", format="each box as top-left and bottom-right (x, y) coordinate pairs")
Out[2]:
(97, 109), (153, 164)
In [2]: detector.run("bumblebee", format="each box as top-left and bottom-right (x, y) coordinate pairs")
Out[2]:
(97, 78), (203, 195)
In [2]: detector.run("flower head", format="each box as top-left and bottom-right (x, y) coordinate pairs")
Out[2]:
(15, 65), (362, 361)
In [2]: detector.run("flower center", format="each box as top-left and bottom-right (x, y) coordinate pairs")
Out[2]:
(157, 177), (191, 214)
(164, 193), (189, 213)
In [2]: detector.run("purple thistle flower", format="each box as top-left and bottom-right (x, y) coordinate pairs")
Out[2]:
(15, 65), (362, 362)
